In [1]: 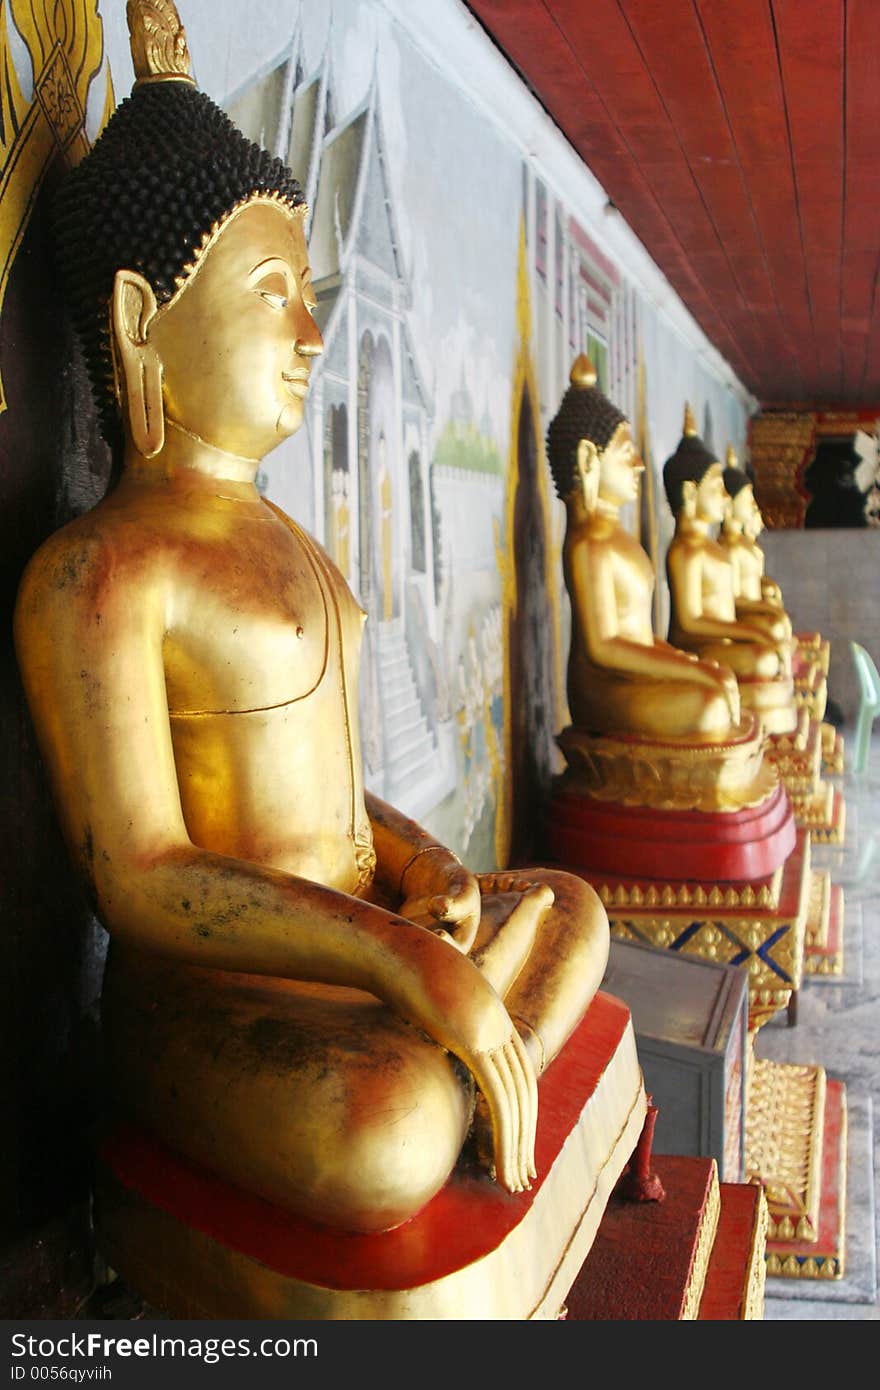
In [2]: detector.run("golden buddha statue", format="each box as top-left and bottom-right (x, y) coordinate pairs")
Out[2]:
(722, 450), (832, 735)
(720, 451), (792, 643)
(546, 361), (775, 814)
(13, 0), (613, 1249)
(663, 407), (797, 736)
(549, 358), (741, 742)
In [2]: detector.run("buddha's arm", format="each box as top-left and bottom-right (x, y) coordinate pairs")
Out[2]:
(367, 791), (480, 953)
(734, 597), (792, 642)
(667, 544), (775, 645)
(569, 537), (733, 690)
(761, 575), (784, 605)
(14, 545), (535, 1192)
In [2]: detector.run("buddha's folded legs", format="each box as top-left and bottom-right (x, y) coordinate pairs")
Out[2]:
(685, 638), (781, 681)
(102, 950), (475, 1233)
(101, 869), (607, 1233)
(569, 676), (733, 740)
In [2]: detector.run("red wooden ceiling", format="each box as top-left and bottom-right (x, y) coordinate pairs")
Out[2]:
(466, 0), (880, 408)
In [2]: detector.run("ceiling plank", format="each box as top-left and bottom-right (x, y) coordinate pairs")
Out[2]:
(844, 0), (880, 399)
(466, 0), (877, 406)
(773, 0), (845, 399)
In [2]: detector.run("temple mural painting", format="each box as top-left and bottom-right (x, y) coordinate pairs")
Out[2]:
(90, 0), (751, 869)
(195, 1), (526, 866)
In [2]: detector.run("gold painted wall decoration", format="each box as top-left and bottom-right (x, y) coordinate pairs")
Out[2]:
(0, 0), (112, 412)
(496, 218), (565, 867)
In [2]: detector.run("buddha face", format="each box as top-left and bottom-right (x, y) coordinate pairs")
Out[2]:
(576, 421), (644, 509)
(693, 461), (727, 524)
(147, 200), (323, 458)
(731, 483), (764, 539)
(596, 422), (645, 504)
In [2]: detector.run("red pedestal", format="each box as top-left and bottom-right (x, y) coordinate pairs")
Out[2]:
(543, 782), (796, 883)
(566, 1155), (766, 1319)
(566, 1155), (718, 1320)
(699, 1183), (766, 1319)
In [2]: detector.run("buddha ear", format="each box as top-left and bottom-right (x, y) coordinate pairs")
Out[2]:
(111, 269), (164, 459)
(576, 439), (601, 512)
(682, 478), (697, 518)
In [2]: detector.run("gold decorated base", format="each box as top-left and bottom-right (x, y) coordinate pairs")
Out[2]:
(821, 723), (845, 775)
(805, 882), (844, 977)
(793, 635), (830, 722)
(765, 710), (821, 793)
(795, 633), (830, 678)
(599, 831), (810, 1032)
(747, 1060), (825, 1243)
(766, 718), (846, 844)
(793, 668), (828, 723)
(556, 713), (777, 814)
(790, 787), (846, 845)
(747, 1061), (847, 1279)
(803, 871), (845, 976)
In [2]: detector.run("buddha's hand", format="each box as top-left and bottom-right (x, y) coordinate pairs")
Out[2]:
(399, 848), (481, 954)
(394, 937), (538, 1193)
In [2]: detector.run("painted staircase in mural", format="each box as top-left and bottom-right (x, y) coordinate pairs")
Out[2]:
(375, 616), (447, 815)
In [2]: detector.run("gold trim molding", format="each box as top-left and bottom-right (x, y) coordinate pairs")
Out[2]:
(556, 715), (778, 815)
(743, 1185), (769, 1319)
(685, 1160), (720, 1319)
(746, 1060), (825, 1242)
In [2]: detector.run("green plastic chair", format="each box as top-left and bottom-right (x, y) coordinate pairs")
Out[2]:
(850, 641), (880, 773)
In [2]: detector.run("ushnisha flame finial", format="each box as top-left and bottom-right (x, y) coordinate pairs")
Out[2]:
(682, 402), (698, 437)
(127, 0), (195, 87)
(726, 443), (738, 467)
(570, 354), (598, 389)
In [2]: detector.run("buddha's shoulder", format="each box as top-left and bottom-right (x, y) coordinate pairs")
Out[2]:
(16, 501), (158, 610)
(673, 528), (727, 555)
(262, 499), (363, 608)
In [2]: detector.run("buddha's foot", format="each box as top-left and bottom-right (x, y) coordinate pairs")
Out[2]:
(471, 879), (555, 997)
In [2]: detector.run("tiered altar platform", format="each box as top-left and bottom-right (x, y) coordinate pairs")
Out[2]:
(765, 710), (846, 846)
(544, 785), (809, 1031)
(542, 776), (847, 1282)
(803, 870), (845, 977)
(747, 1062), (846, 1280)
(566, 1155), (768, 1319)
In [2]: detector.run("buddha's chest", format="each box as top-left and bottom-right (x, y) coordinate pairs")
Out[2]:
(736, 546), (763, 599)
(700, 546), (736, 607)
(611, 540), (654, 618)
(161, 524), (346, 714)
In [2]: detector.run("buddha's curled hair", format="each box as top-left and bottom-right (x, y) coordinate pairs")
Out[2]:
(546, 379), (627, 500)
(722, 465), (752, 499)
(662, 434), (720, 516)
(53, 80), (306, 455)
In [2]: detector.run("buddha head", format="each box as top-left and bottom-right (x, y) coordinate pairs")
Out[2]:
(546, 355), (644, 512)
(662, 404), (726, 524)
(722, 448), (762, 538)
(52, 0), (321, 470)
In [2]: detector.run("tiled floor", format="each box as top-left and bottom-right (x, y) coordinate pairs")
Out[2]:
(758, 730), (880, 1320)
